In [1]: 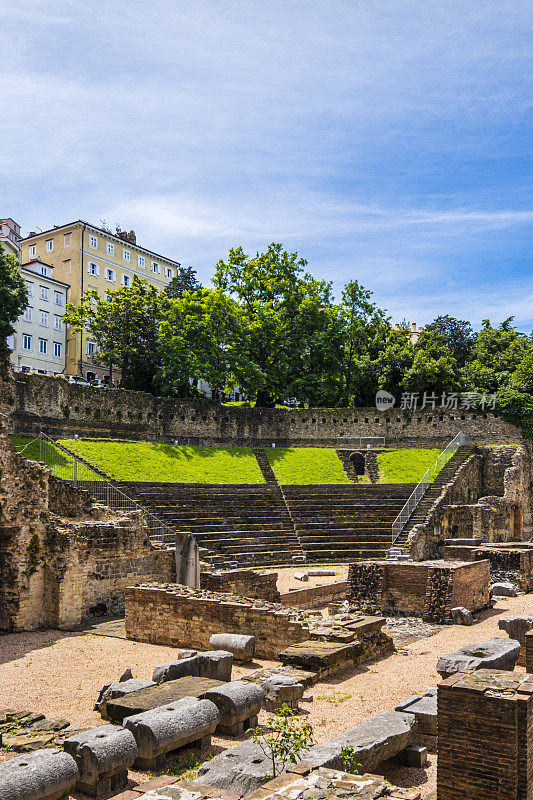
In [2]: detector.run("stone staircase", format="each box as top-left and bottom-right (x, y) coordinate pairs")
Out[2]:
(252, 449), (278, 484)
(393, 444), (476, 549)
(114, 481), (303, 568)
(282, 483), (415, 562)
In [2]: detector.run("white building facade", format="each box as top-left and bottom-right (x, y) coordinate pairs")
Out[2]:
(8, 260), (69, 375)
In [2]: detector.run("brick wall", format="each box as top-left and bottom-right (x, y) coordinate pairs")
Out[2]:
(125, 583), (316, 658)
(200, 569), (281, 602)
(444, 543), (533, 590)
(280, 581), (348, 609)
(438, 670), (533, 800)
(10, 372), (520, 446)
(347, 559), (490, 623)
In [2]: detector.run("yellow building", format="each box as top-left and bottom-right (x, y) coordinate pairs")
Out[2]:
(20, 221), (180, 381)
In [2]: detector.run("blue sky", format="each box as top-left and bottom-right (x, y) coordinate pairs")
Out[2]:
(1, 1), (532, 331)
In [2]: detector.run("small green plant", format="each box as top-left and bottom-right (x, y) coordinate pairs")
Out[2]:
(340, 744), (363, 775)
(316, 692), (352, 704)
(249, 703), (314, 779)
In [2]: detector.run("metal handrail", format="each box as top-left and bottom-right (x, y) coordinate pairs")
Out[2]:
(391, 431), (469, 545)
(35, 432), (178, 547)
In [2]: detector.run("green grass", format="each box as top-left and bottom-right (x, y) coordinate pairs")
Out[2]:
(376, 448), (442, 483)
(58, 440), (265, 483)
(265, 447), (357, 484)
(9, 436), (98, 480)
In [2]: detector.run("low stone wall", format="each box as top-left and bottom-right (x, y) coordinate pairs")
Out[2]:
(280, 581), (348, 609)
(200, 569), (281, 602)
(444, 542), (533, 590)
(347, 559), (490, 623)
(125, 584), (315, 659)
(9, 372), (520, 446)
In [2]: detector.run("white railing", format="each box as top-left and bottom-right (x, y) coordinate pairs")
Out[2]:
(15, 433), (177, 547)
(391, 431), (469, 546)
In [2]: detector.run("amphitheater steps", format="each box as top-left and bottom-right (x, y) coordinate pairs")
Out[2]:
(282, 483), (415, 563)
(115, 481), (304, 568)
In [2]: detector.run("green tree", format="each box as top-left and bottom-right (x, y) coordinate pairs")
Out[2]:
(214, 243), (338, 406)
(249, 704), (314, 779)
(512, 346), (533, 392)
(165, 266), (202, 299)
(402, 329), (460, 395)
(63, 276), (165, 388)
(157, 289), (260, 399)
(0, 244), (27, 369)
(463, 318), (530, 393)
(336, 280), (390, 406)
(425, 315), (474, 366)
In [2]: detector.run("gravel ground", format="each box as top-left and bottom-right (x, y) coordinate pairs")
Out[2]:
(263, 565), (349, 594)
(1, 593), (531, 799)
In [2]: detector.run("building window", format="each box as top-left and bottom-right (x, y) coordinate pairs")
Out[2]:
(24, 306), (33, 323)
(64, 232), (71, 246)
(54, 315), (63, 331)
(106, 242), (115, 256)
(39, 310), (49, 327)
(28, 244), (36, 257)
(105, 293), (112, 301)
(88, 261), (99, 276)
(165, 267), (173, 279)
(39, 338), (48, 354)
(23, 334), (32, 351)
(105, 267), (116, 282)
(45, 239), (54, 252)
(6, 334), (14, 350)
(21, 365), (31, 373)
(138, 255), (145, 268)
(40, 265), (51, 277)
(54, 291), (63, 306)
(63, 258), (72, 273)
(122, 249), (131, 263)
(86, 341), (97, 356)
(53, 342), (62, 358)
(39, 285), (49, 301)
(26, 280), (34, 297)
(151, 261), (161, 274)
(121, 274), (131, 287)
(89, 234), (98, 249)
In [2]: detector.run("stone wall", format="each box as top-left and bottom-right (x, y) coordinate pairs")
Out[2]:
(407, 444), (533, 559)
(444, 543), (533, 590)
(280, 581), (348, 609)
(0, 414), (174, 631)
(125, 583), (317, 658)
(347, 559), (490, 623)
(9, 372), (520, 446)
(200, 569), (281, 602)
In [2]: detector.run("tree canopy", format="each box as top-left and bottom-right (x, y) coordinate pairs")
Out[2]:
(0, 244), (28, 367)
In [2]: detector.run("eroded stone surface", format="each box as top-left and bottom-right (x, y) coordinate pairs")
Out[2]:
(436, 636), (520, 678)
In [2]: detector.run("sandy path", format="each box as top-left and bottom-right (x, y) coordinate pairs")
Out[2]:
(1, 593), (532, 799)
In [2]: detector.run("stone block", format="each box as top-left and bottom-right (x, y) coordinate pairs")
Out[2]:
(262, 675), (305, 712)
(209, 633), (255, 662)
(492, 581), (519, 597)
(394, 744), (427, 768)
(499, 614), (533, 649)
(305, 710), (417, 772)
(395, 688), (437, 736)
(294, 572), (309, 582)
(436, 636), (520, 678)
(105, 676), (224, 724)
(123, 697), (220, 771)
(204, 681), (265, 736)
(0, 748), (79, 800)
(450, 607), (473, 625)
(307, 569), (336, 577)
(197, 739), (286, 796)
(279, 640), (362, 677)
(197, 650), (233, 682)
(96, 679), (156, 719)
(152, 656), (199, 684)
(63, 724), (138, 797)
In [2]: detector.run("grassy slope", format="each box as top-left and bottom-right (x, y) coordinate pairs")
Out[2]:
(265, 447), (356, 484)
(9, 436), (98, 480)
(58, 440), (265, 483)
(376, 448), (442, 483)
